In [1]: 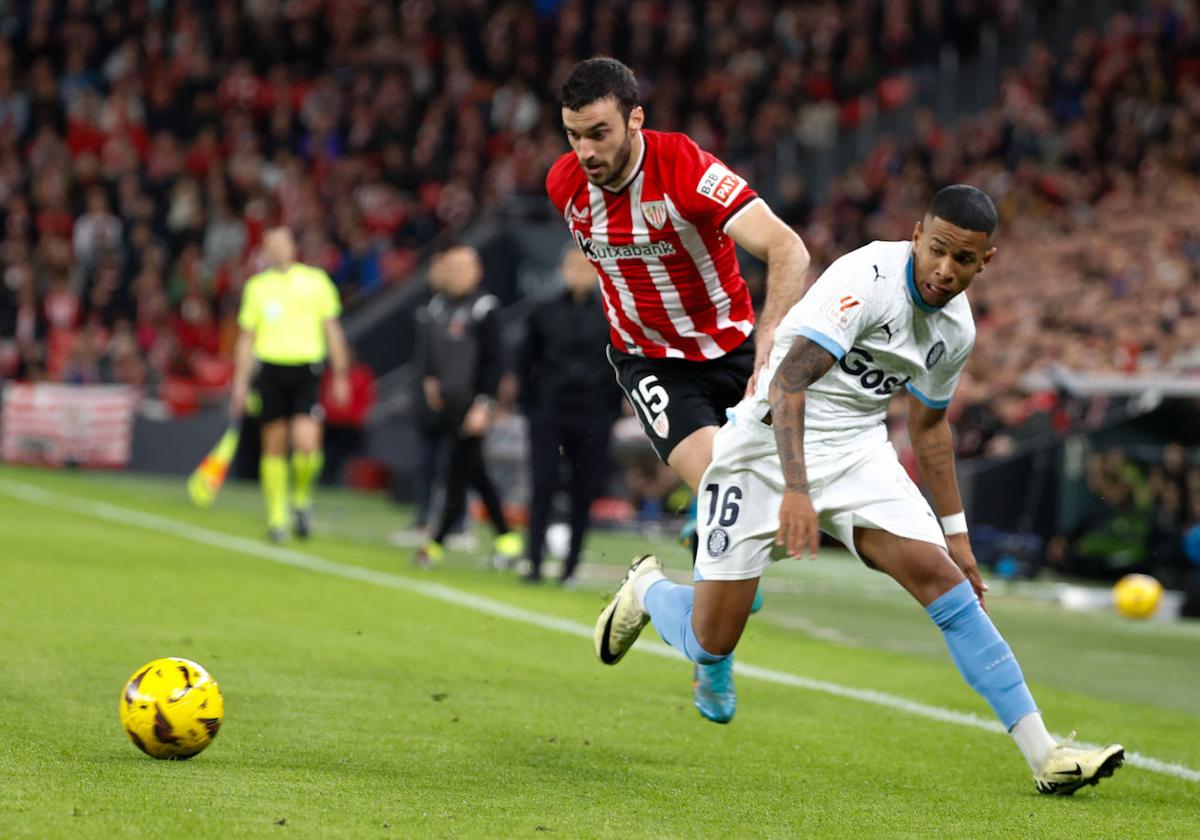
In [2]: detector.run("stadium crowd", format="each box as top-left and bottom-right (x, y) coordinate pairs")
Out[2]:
(0, 1), (1197, 445)
(1045, 443), (1200, 587)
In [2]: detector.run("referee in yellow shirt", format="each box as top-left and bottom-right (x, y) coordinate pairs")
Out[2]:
(231, 227), (350, 542)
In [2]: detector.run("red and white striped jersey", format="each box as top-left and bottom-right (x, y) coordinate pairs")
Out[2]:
(545, 129), (760, 361)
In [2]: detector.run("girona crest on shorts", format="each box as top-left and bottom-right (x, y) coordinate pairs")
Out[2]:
(641, 200), (668, 230)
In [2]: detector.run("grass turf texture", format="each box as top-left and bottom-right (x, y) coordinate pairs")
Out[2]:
(1, 464), (1198, 838)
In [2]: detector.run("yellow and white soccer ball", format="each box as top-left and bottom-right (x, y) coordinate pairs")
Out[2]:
(119, 658), (224, 759)
(1112, 573), (1163, 620)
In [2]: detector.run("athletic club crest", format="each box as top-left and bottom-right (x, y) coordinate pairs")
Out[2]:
(641, 200), (668, 230)
(651, 411), (670, 438)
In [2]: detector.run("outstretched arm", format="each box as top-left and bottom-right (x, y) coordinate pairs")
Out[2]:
(727, 202), (811, 396)
(768, 335), (836, 559)
(907, 394), (987, 606)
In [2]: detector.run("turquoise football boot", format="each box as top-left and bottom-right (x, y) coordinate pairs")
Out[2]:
(693, 656), (736, 724)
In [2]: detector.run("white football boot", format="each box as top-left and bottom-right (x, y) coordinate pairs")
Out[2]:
(1034, 733), (1125, 795)
(594, 555), (662, 665)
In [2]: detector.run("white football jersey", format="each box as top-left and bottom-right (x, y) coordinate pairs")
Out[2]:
(742, 240), (975, 452)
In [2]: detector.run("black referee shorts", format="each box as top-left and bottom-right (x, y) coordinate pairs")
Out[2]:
(606, 335), (755, 463)
(255, 361), (324, 424)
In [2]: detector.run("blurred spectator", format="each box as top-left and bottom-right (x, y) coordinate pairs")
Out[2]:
(334, 225), (383, 302)
(1042, 445), (1200, 582)
(408, 254), (449, 533)
(72, 186), (122, 277)
(319, 348), (377, 487)
(1046, 448), (1151, 578)
(1146, 442), (1197, 580)
(518, 248), (622, 585)
(412, 245), (521, 569)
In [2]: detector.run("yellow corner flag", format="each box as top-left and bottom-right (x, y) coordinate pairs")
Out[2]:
(187, 425), (241, 508)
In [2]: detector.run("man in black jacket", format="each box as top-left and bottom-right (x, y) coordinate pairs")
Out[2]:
(415, 245), (522, 568)
(520, 248), (622, 583)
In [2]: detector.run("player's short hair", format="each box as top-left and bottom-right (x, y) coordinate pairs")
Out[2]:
(927, 185), (998, 236)
(560, 57), (639, 121)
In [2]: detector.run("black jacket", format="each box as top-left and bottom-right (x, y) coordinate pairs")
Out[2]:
(520, 288), (622, 418)
(414, 290), (504, 419)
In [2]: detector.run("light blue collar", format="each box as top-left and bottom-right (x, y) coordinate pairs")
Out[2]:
(906, 253), (941, 314)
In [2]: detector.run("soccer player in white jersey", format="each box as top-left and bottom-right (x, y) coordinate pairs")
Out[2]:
(594, 185), (1125, 794)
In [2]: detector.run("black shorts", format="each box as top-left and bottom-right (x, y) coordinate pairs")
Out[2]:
(256, 361), (323, 423)
(606, 335), (755, 462)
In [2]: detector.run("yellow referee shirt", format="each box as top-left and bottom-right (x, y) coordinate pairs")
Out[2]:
(237, 263), (341, 365)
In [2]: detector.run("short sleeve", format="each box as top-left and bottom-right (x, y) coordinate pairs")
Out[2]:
(237, 277), (258, 331)
(907, 340), (972, 409)
(667, 134), (759, 233)
(317, 270), (341, 320)
(544, 152), (577, 216)
(782, 251), (883, 360)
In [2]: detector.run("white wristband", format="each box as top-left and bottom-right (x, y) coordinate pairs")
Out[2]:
(940, 512), (968, 535)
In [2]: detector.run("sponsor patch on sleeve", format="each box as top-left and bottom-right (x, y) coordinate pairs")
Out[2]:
(824, 293), (864, 330)
(695, 162), (747, 208)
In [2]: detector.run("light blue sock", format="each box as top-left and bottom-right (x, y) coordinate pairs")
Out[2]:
(926, 580), (1037, 730)
(644, 580), (728, 665)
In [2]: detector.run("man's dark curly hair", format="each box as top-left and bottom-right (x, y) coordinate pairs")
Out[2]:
(560, 57), (639, 120)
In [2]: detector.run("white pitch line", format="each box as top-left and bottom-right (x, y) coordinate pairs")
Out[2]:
(2, 477), (1198, 785)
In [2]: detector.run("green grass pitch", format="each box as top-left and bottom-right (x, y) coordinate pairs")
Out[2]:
(1, 464), (1198, 838)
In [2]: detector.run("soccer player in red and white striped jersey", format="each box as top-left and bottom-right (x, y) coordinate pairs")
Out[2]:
(547, 58), (811, 724)
(546, 57), (810, 492)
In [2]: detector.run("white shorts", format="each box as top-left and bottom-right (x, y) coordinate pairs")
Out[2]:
(694, 410), (946, 581)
